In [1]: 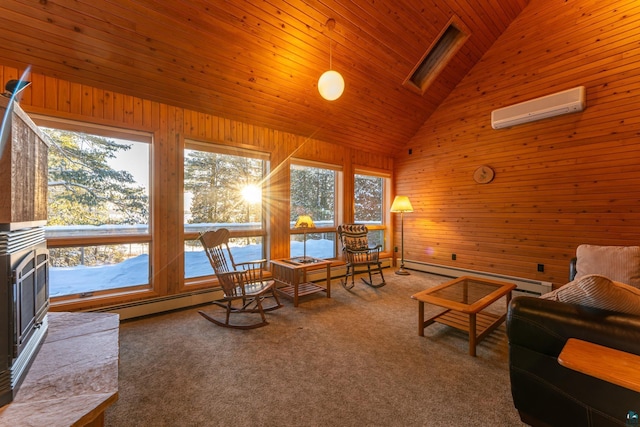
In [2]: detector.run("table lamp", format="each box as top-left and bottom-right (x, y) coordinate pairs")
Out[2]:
(294, 215), (316, 263)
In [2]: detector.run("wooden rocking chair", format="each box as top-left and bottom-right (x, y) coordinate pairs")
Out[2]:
(337, 223), (386, 289)
(197, 229), (282, 329)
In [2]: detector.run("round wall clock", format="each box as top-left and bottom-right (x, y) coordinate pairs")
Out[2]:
(473, 166), (495, 184)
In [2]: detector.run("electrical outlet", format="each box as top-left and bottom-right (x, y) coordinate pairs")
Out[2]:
(394, 246), (398, 252)
(537, 263), (544, 272)
(452, 253), (456, 261)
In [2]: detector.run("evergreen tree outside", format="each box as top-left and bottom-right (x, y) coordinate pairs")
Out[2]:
(354, 174), (383, 223)
(289, 164), (337, 259)
(183, 147), (266, 279)
(43, 128), (150, 272)
(290, 165), (335, 224)
(354, 173), (385, 249)
(45, 129), (149, 227)
(183, 149), (263, 226)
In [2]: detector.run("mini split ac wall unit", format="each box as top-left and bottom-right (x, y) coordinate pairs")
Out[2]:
(491, 86), (586, 129)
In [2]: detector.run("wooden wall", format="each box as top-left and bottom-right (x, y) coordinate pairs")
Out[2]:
(0, 65), (393, 309)
(395, 0), (640, 287)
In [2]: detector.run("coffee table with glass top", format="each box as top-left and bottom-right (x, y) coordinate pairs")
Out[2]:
(411, 276), (516, 356)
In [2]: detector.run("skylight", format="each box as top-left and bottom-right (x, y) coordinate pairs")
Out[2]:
(404, 16), (470, 95)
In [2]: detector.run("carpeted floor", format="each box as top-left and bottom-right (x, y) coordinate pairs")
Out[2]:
(104, 270), (526, 426)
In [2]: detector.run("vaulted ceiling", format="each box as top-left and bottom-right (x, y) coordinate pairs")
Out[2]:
(0, 1), (530, 156)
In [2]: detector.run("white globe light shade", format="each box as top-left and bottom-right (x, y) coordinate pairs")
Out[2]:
(318, 70), (345, 101)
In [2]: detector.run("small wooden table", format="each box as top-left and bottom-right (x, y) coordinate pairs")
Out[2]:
(558, 338), (640, 393)
(411, 276), (516, 356)
(270, 257), (332, 307)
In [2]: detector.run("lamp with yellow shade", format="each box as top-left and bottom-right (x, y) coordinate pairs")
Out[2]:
(294, 215), (316, 263)
(390, 196), (413, 275)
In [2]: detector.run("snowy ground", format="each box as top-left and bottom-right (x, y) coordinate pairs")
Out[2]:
(49, 239), (335, 297)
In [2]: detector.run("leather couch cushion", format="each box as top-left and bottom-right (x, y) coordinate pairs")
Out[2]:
(541, 274), (640, 315)
(575, 244), (640, 288)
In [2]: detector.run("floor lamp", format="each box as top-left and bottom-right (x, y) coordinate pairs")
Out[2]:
(390, 196), (413, 275)
(294, 214), (316, 263)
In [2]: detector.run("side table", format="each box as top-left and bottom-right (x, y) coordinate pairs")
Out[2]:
(270, 257), (332, 307)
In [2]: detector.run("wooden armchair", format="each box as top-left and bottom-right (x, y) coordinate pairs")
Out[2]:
(197, 229), (282, 329)
(337, 223), (386, 289)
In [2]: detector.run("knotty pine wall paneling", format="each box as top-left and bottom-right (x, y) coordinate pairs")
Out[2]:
(394, 0), (640, 288)
(269, 137), (294, 261)
(0, 65), (393, 311)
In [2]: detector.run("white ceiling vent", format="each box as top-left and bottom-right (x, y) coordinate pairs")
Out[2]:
(491, 86), (586, 129)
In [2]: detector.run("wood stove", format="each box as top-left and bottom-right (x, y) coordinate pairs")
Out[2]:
(0, 96), (50, 406)
(0, 227), (49, 406)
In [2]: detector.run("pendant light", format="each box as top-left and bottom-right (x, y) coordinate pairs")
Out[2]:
(318, 18), (345, 101)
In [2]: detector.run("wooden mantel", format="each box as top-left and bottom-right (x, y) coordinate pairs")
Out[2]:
(0, 312), (119, 426)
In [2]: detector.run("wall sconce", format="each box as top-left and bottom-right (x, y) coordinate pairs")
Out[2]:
(318, 18), (345, 101)
(390, 196), (414, 275)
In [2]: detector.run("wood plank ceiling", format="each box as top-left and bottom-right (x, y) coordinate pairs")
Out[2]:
(0, 0), (529, 156)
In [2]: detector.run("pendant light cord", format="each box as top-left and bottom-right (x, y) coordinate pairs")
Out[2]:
(329, 29), (332, 69)
(326, 18), (335, 70)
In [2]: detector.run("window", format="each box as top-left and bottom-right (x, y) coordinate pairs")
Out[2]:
(290, 162), (341, 259)
(40, 124), (151, 298)
(184, 141), (269, 279)
(354, 171), (390, 251)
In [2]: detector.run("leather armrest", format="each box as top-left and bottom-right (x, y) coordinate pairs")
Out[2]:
(507, 296), (640, 358)
(569, 256), (577, 281)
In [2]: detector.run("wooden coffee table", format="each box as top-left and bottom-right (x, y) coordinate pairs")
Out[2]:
(411, 276), (516, 356)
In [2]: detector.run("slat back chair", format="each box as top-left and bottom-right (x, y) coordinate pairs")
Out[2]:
(337, 223), (386, 289)
(197, 229), (281, 329)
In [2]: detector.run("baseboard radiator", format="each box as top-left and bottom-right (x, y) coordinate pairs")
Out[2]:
(87, 289), (225, 320)
(87, 259), (392, 320)
(403, 260), (552, 297)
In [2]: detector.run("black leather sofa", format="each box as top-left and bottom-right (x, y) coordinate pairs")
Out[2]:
(507, 296), (640, 426)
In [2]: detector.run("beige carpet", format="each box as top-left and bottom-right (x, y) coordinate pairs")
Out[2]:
(105, 270), (525, 426)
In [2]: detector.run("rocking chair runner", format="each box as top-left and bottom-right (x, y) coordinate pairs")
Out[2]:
(337, 223), (386, 289)
(197, 229), (282, 329)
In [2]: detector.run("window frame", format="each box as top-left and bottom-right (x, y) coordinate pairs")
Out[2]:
(33, 115), (154, 303)
(353, 167), (392, 255)
(289, 159), (343, 260)
(183, 139), (271, 286)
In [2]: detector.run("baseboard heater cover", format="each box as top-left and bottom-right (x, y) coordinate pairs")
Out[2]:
(86, 260), (392, 320)
(403, 260), (552, 297)
(86, 289), (224, 320)
(491, 86), (585, 129)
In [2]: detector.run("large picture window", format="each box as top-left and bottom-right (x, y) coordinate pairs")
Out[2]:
(40, 124), (151, 298)
(184, 141), (269, 279)
(290, 162), (341, 259)
(354, 171), (390, 251)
